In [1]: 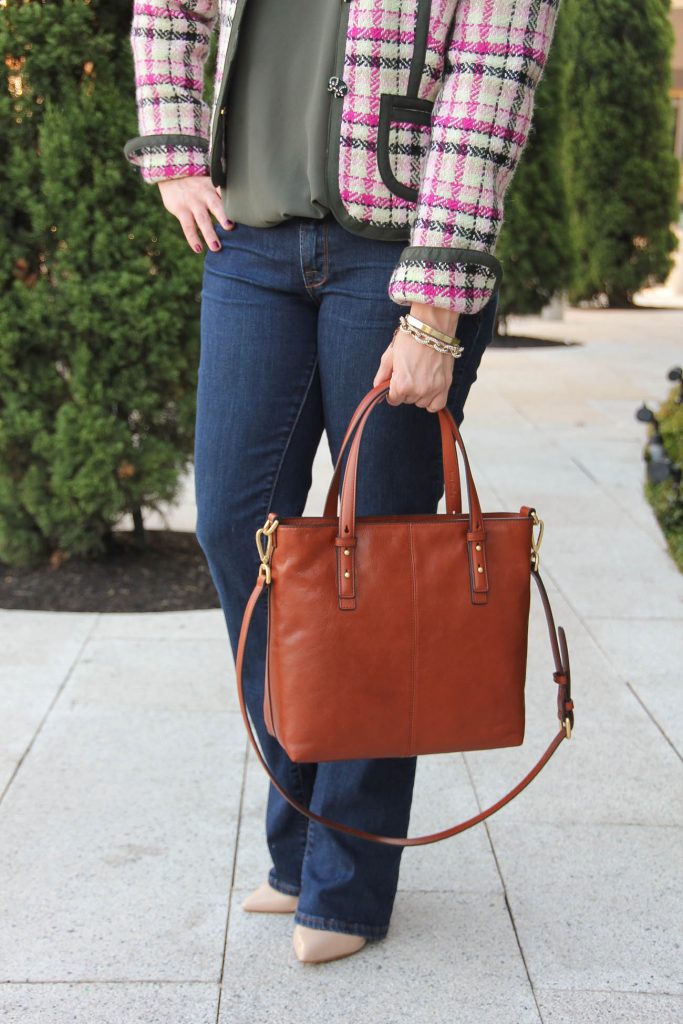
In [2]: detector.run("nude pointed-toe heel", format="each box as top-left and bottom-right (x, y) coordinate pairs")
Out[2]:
(292, 923), (367, 964)
(241, 881), (299, 913)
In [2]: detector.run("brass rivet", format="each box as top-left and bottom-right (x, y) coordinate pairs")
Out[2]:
(344, 570), (350, 578)
(477, 566), (484, 573)
(343, 548), (350, 556)
(475, 543), (482, 551)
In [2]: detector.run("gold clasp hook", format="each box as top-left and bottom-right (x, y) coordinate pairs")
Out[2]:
(530, 508), (544, 571)
(255, 516), (279, 584)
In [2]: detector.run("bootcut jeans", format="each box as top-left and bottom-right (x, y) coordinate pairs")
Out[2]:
(194, 211), (500, 941)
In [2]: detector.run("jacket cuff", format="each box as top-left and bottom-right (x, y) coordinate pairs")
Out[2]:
(123, 134), (211, 184)
(387, 246), (504, 316)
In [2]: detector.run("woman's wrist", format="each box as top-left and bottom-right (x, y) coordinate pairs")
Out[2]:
(397, 315), (464, 358)
(408, 302), (460, 339)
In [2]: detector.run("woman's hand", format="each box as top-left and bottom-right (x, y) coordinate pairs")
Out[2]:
(157, 175), (235, 253)
(372, 303), (461, 413)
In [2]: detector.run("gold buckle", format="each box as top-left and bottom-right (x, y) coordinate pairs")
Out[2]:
(255, 517), (279, 584)
(563, 717), (572, 739)
(530, 508), (544, 571)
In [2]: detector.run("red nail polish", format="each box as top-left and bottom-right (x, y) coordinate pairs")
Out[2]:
(194, 244), (202, 253)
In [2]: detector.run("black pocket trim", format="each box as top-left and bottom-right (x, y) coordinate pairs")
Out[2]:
(377, 93), (434, 203)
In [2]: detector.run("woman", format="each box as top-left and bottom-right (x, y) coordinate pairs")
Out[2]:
(124, 0), (561, 964)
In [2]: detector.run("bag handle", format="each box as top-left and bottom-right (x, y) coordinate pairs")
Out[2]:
(323, 379), (463, 518)
(334, 382), (489, 609)
(234, 550), (575, 847)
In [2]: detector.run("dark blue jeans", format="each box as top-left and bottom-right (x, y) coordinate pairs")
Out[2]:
(195, 213), (499, 941)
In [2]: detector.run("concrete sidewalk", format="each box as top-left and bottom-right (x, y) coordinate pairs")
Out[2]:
(1, 302), (682, 1024)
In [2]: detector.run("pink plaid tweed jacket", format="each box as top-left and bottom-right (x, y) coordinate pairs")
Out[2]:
(124, 1), (561, 315)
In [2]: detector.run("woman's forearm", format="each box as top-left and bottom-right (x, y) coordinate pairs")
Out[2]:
(408, 302), (460, 339)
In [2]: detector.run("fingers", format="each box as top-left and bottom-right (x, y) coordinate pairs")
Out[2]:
(176, 210), (206, 253)
(390, 388), (447, 410)
(425, 392), (449, 413)
(386, 375), (406, 406)
(207, 188), (233, 231)
(386, 328), (454, 410)
(194, 204), (223, 252)
(386, 357), (444, 408)
(372, 343), (394, 389)
(387, 379), (442, 407)
(158, 175), (235, 253)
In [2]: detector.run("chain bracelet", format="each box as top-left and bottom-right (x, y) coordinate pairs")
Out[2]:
(403, 312), (460, 346)
(397, 315), (464, 358)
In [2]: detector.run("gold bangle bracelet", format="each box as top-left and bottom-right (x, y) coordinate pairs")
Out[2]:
(396, 318), (464, 358)
(404, 313), (460, 347)
(398, 315), (463, 353)
(398, 316), (461, 352)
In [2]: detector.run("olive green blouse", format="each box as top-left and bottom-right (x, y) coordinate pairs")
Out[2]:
(221, 0), (340, 226)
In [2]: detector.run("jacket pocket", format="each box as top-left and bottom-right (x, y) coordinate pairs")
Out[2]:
(377, 93), (434, 203)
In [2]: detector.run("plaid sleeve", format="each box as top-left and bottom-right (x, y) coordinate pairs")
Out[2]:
(388, 0), (562, 316)
(123, 1), (219, 184)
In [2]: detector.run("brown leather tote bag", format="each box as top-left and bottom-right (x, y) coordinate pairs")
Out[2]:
(235, 380), (574, 846)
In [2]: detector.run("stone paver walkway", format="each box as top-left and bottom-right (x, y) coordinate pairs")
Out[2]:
(1, 300), (682, 1023)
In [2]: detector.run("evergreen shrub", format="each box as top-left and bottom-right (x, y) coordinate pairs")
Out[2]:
(0, 0), (208, 566)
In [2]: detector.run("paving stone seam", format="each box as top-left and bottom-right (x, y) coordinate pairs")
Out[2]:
(458, 751), (545, 1022)
(0, 614), (100, 806)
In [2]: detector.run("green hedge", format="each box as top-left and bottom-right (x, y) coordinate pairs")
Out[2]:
(0, 1), (208, 567)
(644, 390), (683, 573)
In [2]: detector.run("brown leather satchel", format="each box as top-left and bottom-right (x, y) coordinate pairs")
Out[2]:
(235, 380), (574, 846)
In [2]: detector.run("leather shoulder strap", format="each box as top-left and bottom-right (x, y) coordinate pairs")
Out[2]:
(234, 566), (574, 847)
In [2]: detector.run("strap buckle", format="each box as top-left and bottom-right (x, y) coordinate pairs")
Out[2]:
(530, 508), (544, 571)
(255, 516), (279, 584)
